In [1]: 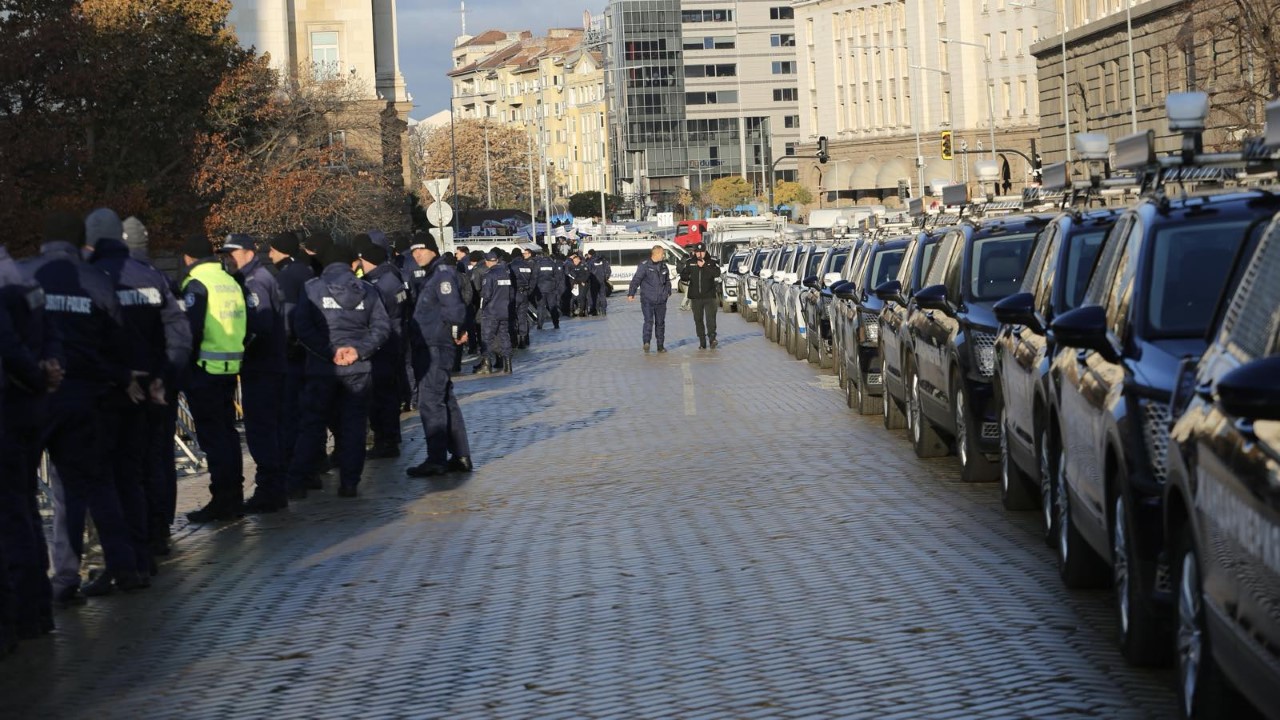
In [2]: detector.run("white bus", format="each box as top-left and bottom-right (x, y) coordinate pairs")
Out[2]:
(581, 233), (684, 293)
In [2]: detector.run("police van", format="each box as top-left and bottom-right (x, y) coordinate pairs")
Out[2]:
(581, 233), (684, 294)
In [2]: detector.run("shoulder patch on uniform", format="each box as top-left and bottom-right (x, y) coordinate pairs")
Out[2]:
(184, 292), (196, 308)
(247, 292), (261, 309)
(440, 281), (453, 295)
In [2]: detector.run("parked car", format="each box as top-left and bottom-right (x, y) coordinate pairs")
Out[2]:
(904, 214), (1049, 479)
(992, 209), (1119, 526)
(1163, 212), (1280, 720)
(761, 245), (795, 343)
(1047, 188), (1280, 666)
(875, 230), (944, 431)
(783, 244), (831, 360)
(770, 243), (806, 349)
(721, 251), (749, 312)
(836, 235), (910, 414)
(739, 247), (770, 322)
(801, 243), (853, 367)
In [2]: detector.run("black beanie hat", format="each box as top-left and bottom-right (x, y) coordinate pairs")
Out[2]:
(270, 231), (301, 257)
(305, 230), (334, 256)
(44, 212), (86, 246)
(321, 243), (357, 268)
(355, 235), (388, 265)
(408, 232), (439, 254)
(183, 235), (214, 259)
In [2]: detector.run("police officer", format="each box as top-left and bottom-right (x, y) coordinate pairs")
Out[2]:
(462, 249), (489, 363)
(405, 234), (473, 478)
(566, 253), (592, 317)
(478, 251), (514, 375)
(0, 244), (62, 636)
(180, 235), (248, 523)
(355, 235), (408, 458)
(267, 232), (313, 469)
(509, 246), (535, 348)
(218, 234), (289, 513)
(586, 249), (612, 316)
(680, 242), (722, 349)
(530, 247), (562, 330)
(627, 245), (673, 353)
(86, 209), (192, 572)
(285, 243), (390, 498)
(25, 211), (148, 595)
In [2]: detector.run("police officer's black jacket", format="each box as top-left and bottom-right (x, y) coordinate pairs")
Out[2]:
(91, 237), (192, 386)
(0, 246), (60, 401)
(480, 262), (514, 321)
(234, 256), (287, 376)
(294, 263), (391, 377)
(680, 257), (721, 300)
(273, 254), (314, 361)
(22, 240), (136, 391)
(363, 262), (408, 352)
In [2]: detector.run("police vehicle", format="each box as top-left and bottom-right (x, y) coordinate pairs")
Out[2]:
(835, 234), (911, 415)
(736, 247), (769, 322)
(720, 251), (750, 312)
(875, 228), (945, 431)
(761, 244), (797, 343)
(581, 234), (684, 293)
(800, 242), (853, 368)
(781, 244), (831, 360)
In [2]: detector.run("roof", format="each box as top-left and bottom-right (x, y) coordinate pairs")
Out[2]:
(455, 30), (527, 49)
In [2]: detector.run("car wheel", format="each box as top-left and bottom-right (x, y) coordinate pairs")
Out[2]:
(853, 354), (883, 416)
(794, 328), (807, 361)
(819, 338), (833, 370)
(883, 391), (907, 430)
(909, 368), (948, 458)
(1039, 428), (1058, 547)
(807, 335), (819, 365)
(1000, 407), (1036, 510)
(1113, 492), (1169, 666)
(1056, 450), (1109, 588)
(1175, 529), (1242, 719)
(836, 353), (847, 388)
(956, 381), (998, 482)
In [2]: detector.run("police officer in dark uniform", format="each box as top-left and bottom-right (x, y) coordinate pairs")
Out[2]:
(627, 245), (673, 353)
(405, 234), (473, 478)
(478, 251), (514, 374)
(24, 212), (148, 594)
(218, 234), (289, 513)
(587, 249), (612, 316)
(86, 209), (191, 572)
(566, 253), (592, 317)
(180, 235), (249, 523)
(355, 235), (408, 458)
(285, 243), (390, 498)
(509, 246), (535, 348)
(0, 244), (62, 638)
(462, 249), (489, 363)
(267, 232), (313, 468)
(530, 247), (562, 330)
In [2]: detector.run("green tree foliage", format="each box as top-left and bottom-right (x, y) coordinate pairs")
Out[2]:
(707, 176), (754, 210)
(773, 180), (814, 208)
(567, 191), (626, 219)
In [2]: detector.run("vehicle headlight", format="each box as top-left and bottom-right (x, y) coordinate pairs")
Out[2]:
(724, 277), (739, 287)
(859, 312), (880, 344)
(1139, 398), (1172, 484)
(971, 331), (997, 377)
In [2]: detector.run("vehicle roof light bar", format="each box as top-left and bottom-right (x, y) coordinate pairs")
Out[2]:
(1114, 130), (1157, 172)
(907, 198), (925, 217)
(1041, 162), (1070, 192)
(1074, 133), (1111, 163)
(941, 183), (969, 208)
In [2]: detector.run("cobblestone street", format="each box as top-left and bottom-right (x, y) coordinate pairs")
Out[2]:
(0, 300), (1177, 719)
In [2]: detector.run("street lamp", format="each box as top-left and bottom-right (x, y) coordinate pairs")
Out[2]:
(940, 38), (997, 162)
(848, 44), (925, 195)
(1011, 1), (1071, 163)
(1124, 0), (1139, 133)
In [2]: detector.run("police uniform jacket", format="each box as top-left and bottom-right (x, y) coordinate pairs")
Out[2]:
(23, 240), (135, 392)
(0, 246), (60, 405)
(480, 262), (514, 322)
(532, 255), (562, 294)
(294, 263), (391, 378)
(509, 256), (535, 299)
(567, 262), (592, 287)
(627, 258), (673, 303)
(363, 262), (408, 351)
(411, 258), (467, 349)
(679, 256), (721, 301)
(91, 237), (192, 386)
(589, 257), (612, 282)
(235, 256), (287, 376)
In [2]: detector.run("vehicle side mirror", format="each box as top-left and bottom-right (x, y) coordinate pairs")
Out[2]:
(993, 292), (1043, 334)
(914, 284), (949, 313)
(802, 275), (820, 290)
(873, 279), (904, 305)
(1050, 305), (1119, 362)
(832, 281), (856, 300)
(1216, 355), (1280, 422)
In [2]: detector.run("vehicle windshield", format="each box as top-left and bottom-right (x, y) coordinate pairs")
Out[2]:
(1061, 230), (1108, 309)
(751, 252), (768, 273)
(777, 249), (794, 272)
(1146, 219), (1253, 338)
(867, 248), (906, 289)
(969, 233), (1037, 301)
(915, 241), (939, 289)
(729, 253), (749, 273)
(806, 251), (826, 277)
(829, 250), (850, 275)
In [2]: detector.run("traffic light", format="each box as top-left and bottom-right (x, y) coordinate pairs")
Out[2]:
(817, 136), (829, 164)
(941, 131), (953, 161)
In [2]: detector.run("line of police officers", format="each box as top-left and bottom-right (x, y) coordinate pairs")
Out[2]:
(1, 210), (619, 656)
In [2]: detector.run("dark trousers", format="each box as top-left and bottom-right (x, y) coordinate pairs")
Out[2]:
(642, 300), (668, 345)
(590, 277), (608, 314)
(144, 391), (178, 541)
(0, 412), (52, 633)
(43, 383), (140, 576)
(287, 373), (371, 490)
(240, 371), (285, 502)
(514, 297), (531, 339)
(571, 286), (589, 316)
(691, 298), (719, 340)
(482, 316), (511, 360)
(534, 289), (560, 328)
(281, 358), (305, 464)
(186, 371), (244, 507)
(415, 345), (471, 465)
(104, 403), (151, 571)
(370, 341), (404, 448)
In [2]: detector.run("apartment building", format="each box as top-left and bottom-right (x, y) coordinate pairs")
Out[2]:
(793, 0), (1042, 204)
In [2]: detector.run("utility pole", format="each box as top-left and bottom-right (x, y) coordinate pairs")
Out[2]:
(483, 118), (493, 208)
(538, 68), (552, 232)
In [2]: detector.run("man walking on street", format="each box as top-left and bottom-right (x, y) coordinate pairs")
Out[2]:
(530, 247), (562, 331)
(680, 243), (721, 349)
(566, 253), (591, 318)
(478, 251), (514, 374)
(509, 246), (534, 348)
(627, 245), (672, 353)
(586, 249), (611, 316)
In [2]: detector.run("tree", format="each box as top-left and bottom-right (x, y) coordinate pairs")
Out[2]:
(419, 119), (532, 210)
(1189, 0), (1280, 144)
(773, 180), (814, 208)
(707, 176), (754, 210)
(567, 190), (625, 219)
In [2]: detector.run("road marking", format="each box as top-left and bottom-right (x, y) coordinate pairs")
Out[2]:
(682, 361), (697, 416)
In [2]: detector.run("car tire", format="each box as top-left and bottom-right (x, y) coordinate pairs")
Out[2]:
(807, 336), (819, 365)
(1038, 428), (1058, 547)
(794, 328), (807, 361)
(883, 392), (907, 430)
(836, 354), (847, 388)
(853, 354), (883, 416)
(1174, 527), (1244, 720)
(1055, 447), (1109, 588)
(908, 366), (948, 458)
(1000, 407), (1037, 509)
(1112, 491), (1170, 666)
(955, 381), (998, 482)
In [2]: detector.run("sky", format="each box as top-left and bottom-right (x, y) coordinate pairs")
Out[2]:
(398, 1), (600, 122)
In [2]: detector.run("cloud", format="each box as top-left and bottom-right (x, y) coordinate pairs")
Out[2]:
(398, 1), (600, 121)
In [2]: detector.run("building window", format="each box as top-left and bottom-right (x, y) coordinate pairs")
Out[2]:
(685, 64), (737, 78)
(772, 61), (797, 75)
(686, 91), (739, 105)
(785, 142), (797, 156)
(999, 31), (1008, 59)
(1019, 79), (1029, 115)
(682, 9), (734, 23)
(771, 34), (796, 48)
(770, 7), (795, 20)
(310, 31), (340, 79)
(773, 88), (799, 102)
(784, 114), (800, 128)
(322, 130), (347, 169)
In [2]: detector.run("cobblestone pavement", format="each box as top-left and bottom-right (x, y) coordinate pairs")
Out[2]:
(1, 299), (1178, 719)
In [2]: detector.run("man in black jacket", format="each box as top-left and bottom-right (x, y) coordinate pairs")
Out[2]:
(679, 243), (721, 349)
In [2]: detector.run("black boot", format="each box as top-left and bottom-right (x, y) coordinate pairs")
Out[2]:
(710, 335), (718, 349)
(502, 355), (513, 374)
(657, 344), (667, 353)
(699, 336), (707, 349)
(474, 358), (493, 375)
(186, 499), (242, 523)
(643, 343), (650, 353)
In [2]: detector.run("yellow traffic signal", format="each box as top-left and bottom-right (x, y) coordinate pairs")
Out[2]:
(941, 131), (953, 161)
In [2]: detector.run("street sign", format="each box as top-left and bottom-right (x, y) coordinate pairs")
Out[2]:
(656, 212), (675, 228)
(427, 200), (454, 228)
(424, 178), (451, 202)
